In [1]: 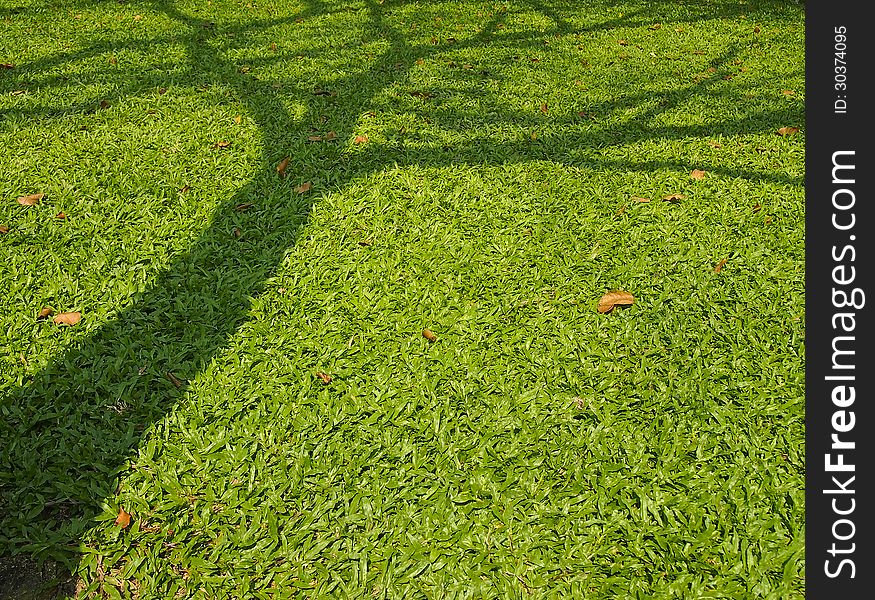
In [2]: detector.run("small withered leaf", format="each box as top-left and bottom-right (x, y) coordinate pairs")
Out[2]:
(777, 126), (800, 136)
(276, 156), (290, 178)
(235, 203), (253, 211)
(354, 135), (369, 144)
(422, 328), (437, 342)
(714, 258), (727, 273)
(53, 312), (81, 326)
(166, 372), (184, 388)
(17, 193), (44, 206)
(661, 193), (685, 203)
(631, 196), (650, 203)
(597, 291), (635, 314)
(37, 307), (54, 319)
(690, 169), (706, 180)
(115, 508), (131, 529)
(316, 372), (332, 384)
(0, 225), (9, 234)
(214, 140), (231, 149)
(295, 182), (312, 194)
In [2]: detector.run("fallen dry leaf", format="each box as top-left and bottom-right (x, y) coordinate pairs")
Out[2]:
(422, 328), (437, 342)
(752, 203), (762, 213)
(295, 182), (312, 194)
(99, 100), (110, 109)
(1, 63), (14, 69)
(214, 140), (231, 149)
(661, 193), (685, 203)
(690, 169), (706, 180)
(307, 135), (323, 142)
(753, 26), (761, 34)
(233, 227), (242, 238)
(109, 56), (117, 65)
(276, 156), (289, 177)
(316, 372), (332, 384)
(777, 126), (799, 136)
(56, 212), (66, 219)
(782, 90), (795, 96)
(714, 258), (727, 273)
(53, 312), (81, 326)
(358, 239), (372, 246)
(324, 131), (337, 141)
(540, 103), (548, 113)
(708, 140), (722, 148)
(764, 216), (773, 224)
(618, 39), (628, 46)
(597, 291), (635, 314)
(166, 372), (184, 388)
(0, 225), (8, 234)
(354, 134), (369, 144)
(37, 307), (54, 320)
(179, 184), (191, 193)
(649, 23), (662, 30)
(115, 508), (131, 529)
(615, 204), (627, 216)
(17, 193), (44, 206)
(631, 196), (650, 203)
(269, 43), (278, 51)
(235, 203), (253, 211)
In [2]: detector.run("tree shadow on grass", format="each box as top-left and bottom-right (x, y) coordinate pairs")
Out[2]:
(0, 0), (802, 594)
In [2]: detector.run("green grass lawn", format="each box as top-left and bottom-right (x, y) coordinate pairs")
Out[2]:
(1, 0), (804, 597)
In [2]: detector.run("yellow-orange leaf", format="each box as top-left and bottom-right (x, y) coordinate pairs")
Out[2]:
(631, 196), (650, 203)
(690, 169), (706, 180)
(597, 291), (635, 314)
(295, 182), (312, 194)
(316, 372), (332, 384)
(53, 312), (81, 326)
(276, 156), (289, 178)
(17, 193), (44, 206)
(714, 258), (727, 273)
(56, 212), (66, 219)
(214, 140), (231, 149)
(422, 328), (437, 342)
(0, 225), (9, 234)
(115, 508), (131, 529)
(37, 307), (54, 319)
(777, 126), (799, 136)
(354, 135), (369, 144)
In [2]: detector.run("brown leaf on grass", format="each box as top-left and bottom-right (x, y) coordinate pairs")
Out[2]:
(1, 63), (14, 69)
(235, 203), (253, 211)
(115, 508), (132, 528)
(109, 57), (118, 65)
(764, 215), (773, 224)
(753, 26), (761, 34)
(53, 312), (81, 326)
(708, 140), (722, 148)
(618, 39), (628, 46)
(649, 23), (662, 30)
(597, 291), (635, 314)
(233, 227), (242, 238)
(295, 182), (312, 194)
(422, 328), (437, 342)
(269, 43), (278, 51)
(307, 135), (323, 142)
(354, 134), (369, 144)
(0, 225), (9, 234)
(615, 204), (627, 216)
(276, 156), (290, 178)
(17, 193), (44, 206)
(690, 169), (706, 180)
(752, 203), (762, 213)
(158, 87), (167, 95)
(56, 212), (66, 219)
(777, 126), (799, 136)
(179, 184), (191, 193)
(782, 90), (795, 96)
(714, 258), (727, 273)
(316, 372), (332, 384)
(214, 140), (231, 149)
(358, 239), (372, 246)
(99, 100), (110, 109)
(324, 131), (337, 141)
(166, 372), (184, 388)
(37, 307), (54, 320)
(540, 103), (548, 113)
(631, 196), (650, 203)
(661, 193), (685, 203)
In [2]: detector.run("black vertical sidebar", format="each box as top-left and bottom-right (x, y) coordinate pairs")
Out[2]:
(805, 0), (871, 597)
